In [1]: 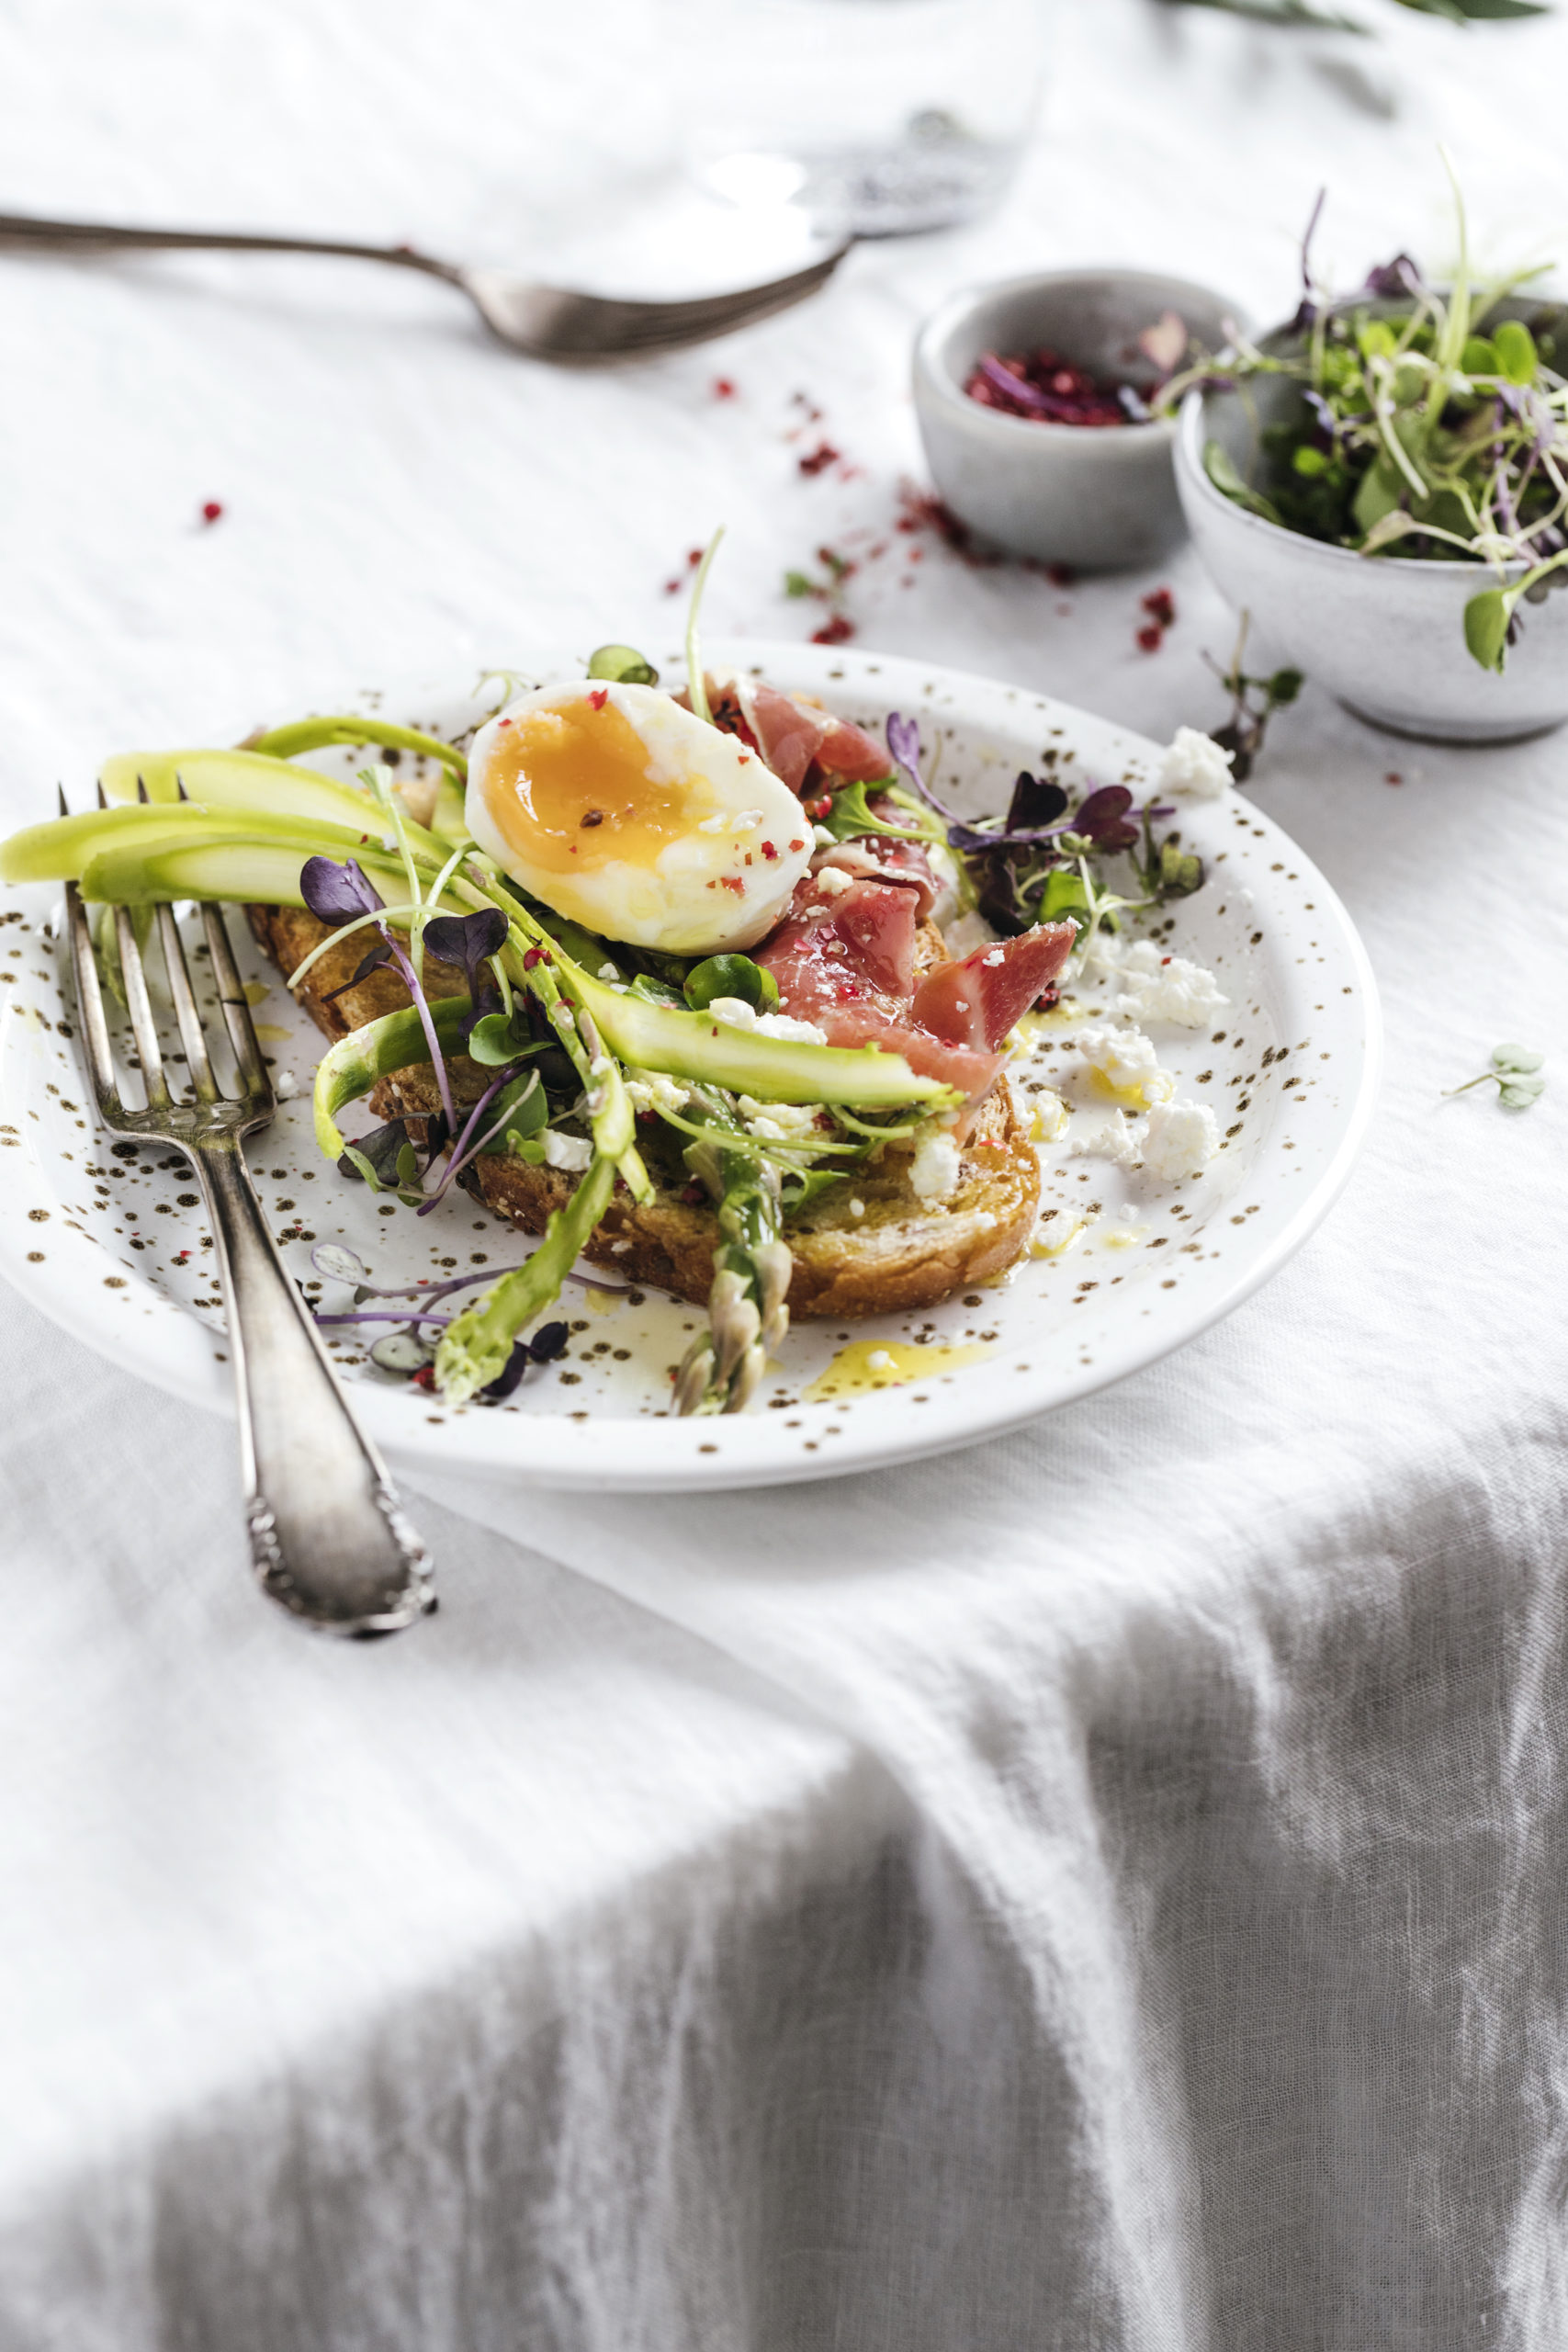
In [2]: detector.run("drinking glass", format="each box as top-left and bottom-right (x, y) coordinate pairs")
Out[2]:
(671, 0), (1048, 238)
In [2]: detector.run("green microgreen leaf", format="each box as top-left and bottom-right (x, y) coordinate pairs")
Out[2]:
(1463, 587), (1512, 672)
(1203, 440), (1283, 525)
(586, 643), (660, 686)
(683, 955), (781, 1014)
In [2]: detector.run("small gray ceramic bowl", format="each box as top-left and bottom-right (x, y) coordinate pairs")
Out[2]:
(912, 268), (1243, 571)
(1175, 298), (1568, 744)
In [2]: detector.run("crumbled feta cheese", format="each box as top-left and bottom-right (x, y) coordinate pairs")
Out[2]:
(868, 1349), (895, 1372)
(983, 945), (1005, 967)
(1076, 1023), (1174, 1101)
(610, 1238), (632, 1253)
(813, 865), (855, 898)
(1159, 726), (1235, 799)
(626, 1072), (690, 1118)
(908, 1127), (963, 1201)
(974, 1210), (997, 1230)
(1066, 1110), (1145, 1167)
(540, 1128), (592, 1172)
(1142, 1098), (1220, 1180)
(942, 910), (998, 959)
(597, 962), (620, 981)
(1113, 940), (1228, 1028)
(849, 1197), (865, 1218)
(275, 1069), (299, 1100)
(755, 1010), (829, 1044)
(705, 996), (826, 1044)
(737, 1095), (820, 1139)
(1028, 1089), (1069, 1143)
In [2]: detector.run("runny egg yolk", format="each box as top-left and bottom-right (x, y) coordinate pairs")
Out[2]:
(482, 696), (703, 877)
(465, 681), (816, 956)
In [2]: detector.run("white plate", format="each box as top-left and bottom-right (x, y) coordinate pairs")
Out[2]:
(0, 643), (1380, 1491)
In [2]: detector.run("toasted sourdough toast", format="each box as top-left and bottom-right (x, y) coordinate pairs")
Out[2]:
(248, 903), (1041, 1317)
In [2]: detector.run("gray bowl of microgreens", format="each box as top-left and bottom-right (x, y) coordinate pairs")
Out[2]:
(913, 269), (1245, 571)
(1174, 264), (1568, 745)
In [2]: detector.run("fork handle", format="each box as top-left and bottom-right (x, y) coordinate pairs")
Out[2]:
(0, 209), (460, 282)
(193, 1139), (434, 1634)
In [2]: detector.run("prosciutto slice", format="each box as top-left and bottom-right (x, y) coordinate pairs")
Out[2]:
(757, 876), (998, 1101)
(810, 815), (942, 919)
(699, 673), (893, 797)
(911, 924), (1076, 1051)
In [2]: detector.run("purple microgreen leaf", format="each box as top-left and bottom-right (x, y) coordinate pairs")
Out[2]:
(423, 908), (509, 978)
(528, 1320), (570, 1362)
(337, 1118), (412, 1189)
(1006, 770), (1070, 831)
(1070, 785), (1140, 853)
(479, 1342), (532, 1400)
(1363, 253), (1422, 300)
(299, 855), (385, 925)
(321, 938), (394, 1002)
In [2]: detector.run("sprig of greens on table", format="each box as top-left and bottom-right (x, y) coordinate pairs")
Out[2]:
(1444, 1042), (1547, 1109)
(1158, 0), (1546, 30)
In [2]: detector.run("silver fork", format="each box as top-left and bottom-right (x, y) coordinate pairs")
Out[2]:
(63, 824), (434, 1635)
(0, 210), (852, 363)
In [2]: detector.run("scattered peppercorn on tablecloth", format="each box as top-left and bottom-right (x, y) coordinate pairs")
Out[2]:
(4, 4), (1568, 2347)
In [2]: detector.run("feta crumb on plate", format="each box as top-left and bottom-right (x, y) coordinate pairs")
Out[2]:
(1158, 726), (1235, 800)
(1141, 1098), (1220, 1179)
(1076, 1023), (1174, 1102)
(812, 865), (855, 899)
(1112, 940), (1228, 1028)
(1066, 1109), (1145, 1167)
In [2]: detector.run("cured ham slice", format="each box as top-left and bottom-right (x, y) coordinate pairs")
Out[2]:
(696, 673), (894, 797)
(756, 876), (1001, 1101)
(911, 924), (1077, 1052)
(810, 801), (942, 918)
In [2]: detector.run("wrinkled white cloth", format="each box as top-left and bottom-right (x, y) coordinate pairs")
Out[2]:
(3, 1), (1568, 2346)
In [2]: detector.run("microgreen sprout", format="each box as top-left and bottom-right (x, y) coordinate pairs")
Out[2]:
(1443, 1042), (1546, 1110)
(1203, 612), (1304, 782)
(587, 643), (660, 685)
(685, 527), (725, 726)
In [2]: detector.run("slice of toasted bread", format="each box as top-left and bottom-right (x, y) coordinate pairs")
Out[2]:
(247, 902), (1040, 1317)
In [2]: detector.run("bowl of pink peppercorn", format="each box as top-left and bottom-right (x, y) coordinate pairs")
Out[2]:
(913, 268), (1245, 572)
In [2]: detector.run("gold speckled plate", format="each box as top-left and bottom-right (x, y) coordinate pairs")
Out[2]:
(0, 644), (1380, 1491)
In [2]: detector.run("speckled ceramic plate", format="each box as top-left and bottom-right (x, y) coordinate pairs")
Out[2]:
(0, 643), (1380, 1490)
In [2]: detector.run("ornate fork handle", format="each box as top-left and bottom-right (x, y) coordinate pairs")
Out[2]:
(0, 209), (460, 281)
(192, 1137), (434, 1634)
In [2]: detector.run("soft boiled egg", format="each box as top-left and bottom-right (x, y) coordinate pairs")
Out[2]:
(465, 681), (815, 956)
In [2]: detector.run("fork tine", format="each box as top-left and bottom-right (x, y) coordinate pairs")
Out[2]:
(65, 880), (121, 1112)
(155, 903), (218, 1100)
(113, 904), (172, 1110)
(199, 900), (270, 1101)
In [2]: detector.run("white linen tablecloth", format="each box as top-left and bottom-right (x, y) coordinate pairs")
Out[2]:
(3, 3), (1567, 2346)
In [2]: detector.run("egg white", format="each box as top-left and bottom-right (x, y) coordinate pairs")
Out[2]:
(466, 681), (814, 956)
